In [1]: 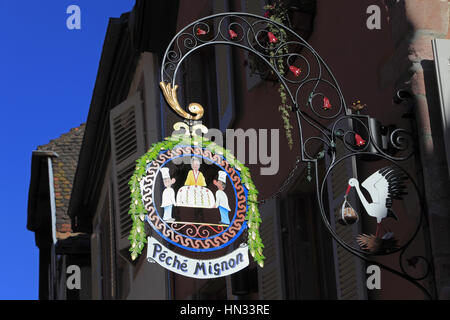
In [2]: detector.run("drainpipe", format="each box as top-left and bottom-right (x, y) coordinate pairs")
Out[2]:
(32, 150), (59, 299)
(37, 151), (59, 299)
(47, 156), (57, 299)
(47, 157), (57, 246)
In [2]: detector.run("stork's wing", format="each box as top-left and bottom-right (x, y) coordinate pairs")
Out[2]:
(361, 170), (385, 204)
(377, 166), (408, 208)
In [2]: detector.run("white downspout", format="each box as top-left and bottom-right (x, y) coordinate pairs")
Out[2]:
(47, 157), (57, 245)
(47, 157), (57, 299)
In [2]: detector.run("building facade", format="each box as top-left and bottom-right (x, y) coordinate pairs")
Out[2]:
(28, 0), (450, 300)
(27, 124), (90, 300)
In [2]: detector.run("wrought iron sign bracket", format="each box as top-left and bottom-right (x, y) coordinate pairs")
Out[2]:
(157, 12), (435, 297)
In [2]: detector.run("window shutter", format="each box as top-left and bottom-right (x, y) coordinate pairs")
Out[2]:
(325, 139), (367, 300)
(257, 198), (285, 300)
(109, 92), (146, 258)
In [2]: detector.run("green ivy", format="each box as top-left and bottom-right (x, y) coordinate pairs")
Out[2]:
(265, 1), (294, 150)
(128, 134), (265, 267)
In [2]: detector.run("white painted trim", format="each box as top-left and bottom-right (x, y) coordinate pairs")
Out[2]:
(47, 157), (57, 245)
(432, 39), (450, 178)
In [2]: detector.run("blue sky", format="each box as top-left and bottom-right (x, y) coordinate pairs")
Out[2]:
(0, 1), (134, 300)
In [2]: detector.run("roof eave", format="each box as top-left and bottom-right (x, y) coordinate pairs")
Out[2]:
(27, 151), (59, 233)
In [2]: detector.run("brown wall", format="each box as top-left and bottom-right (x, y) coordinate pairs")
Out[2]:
(399, 0), (450, 299)
(166, 0), (450, 299)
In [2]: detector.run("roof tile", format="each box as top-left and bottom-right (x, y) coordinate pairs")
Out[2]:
(37, 123), (85, 237)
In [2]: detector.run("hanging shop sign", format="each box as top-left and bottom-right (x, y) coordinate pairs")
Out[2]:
(147, 11), (433, 298)
(128, 126), (264, 279)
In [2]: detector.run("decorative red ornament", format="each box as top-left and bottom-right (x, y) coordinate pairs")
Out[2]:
(289, 65), (301, 77)
(196, 28), (207, 36)
(264, 11), (271, 18)
(268, 32), (278, 43)
(229, 29), (238, 39)
(345, 184), (352, 196)
(355, 134), (366, 146)
(323, 97), (332, 110)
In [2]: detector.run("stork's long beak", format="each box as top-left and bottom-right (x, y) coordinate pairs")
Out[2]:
(345, 184), (352, 196)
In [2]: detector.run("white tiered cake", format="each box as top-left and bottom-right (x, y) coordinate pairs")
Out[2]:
(176, 186), (216, 208)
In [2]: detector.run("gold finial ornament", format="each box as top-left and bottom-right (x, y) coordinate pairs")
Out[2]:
(191, 124), (208, 137)
(172, 122), (191, 135)
(173, 122), (208, 137)
(159, 82), (204, 120)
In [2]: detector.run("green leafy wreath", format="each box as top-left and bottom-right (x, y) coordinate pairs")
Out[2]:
(128, 134), (265, 267)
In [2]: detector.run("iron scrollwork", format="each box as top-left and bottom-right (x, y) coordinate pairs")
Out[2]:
(159, 12), (434, 299)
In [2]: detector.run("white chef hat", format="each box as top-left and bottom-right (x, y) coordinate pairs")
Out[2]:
(218, 171), (227, 183)
(161, 167), (171, 179)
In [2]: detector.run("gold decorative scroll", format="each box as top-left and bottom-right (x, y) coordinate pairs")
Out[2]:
(159, 82), (204, 120)
(173, 122), (208, 137)
(173, 122), (191, 135)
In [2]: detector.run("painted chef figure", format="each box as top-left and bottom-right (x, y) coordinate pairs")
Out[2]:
(184, 157), (207, 186)
(213, 171), (231, 225)
(160, 167), (176, 222)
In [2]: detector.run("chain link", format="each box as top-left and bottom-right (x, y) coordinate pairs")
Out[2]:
(258, 156), (304, 204)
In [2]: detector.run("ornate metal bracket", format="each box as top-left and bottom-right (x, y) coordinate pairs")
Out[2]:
(159, 12), (434, 299)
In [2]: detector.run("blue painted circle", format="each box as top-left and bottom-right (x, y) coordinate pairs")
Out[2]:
(144, 147), (248, 252)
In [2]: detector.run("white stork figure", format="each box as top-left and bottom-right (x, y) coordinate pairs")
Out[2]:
(347, 166), (407, 238)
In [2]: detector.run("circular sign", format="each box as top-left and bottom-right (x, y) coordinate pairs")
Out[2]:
(140, 146), (248, 252)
